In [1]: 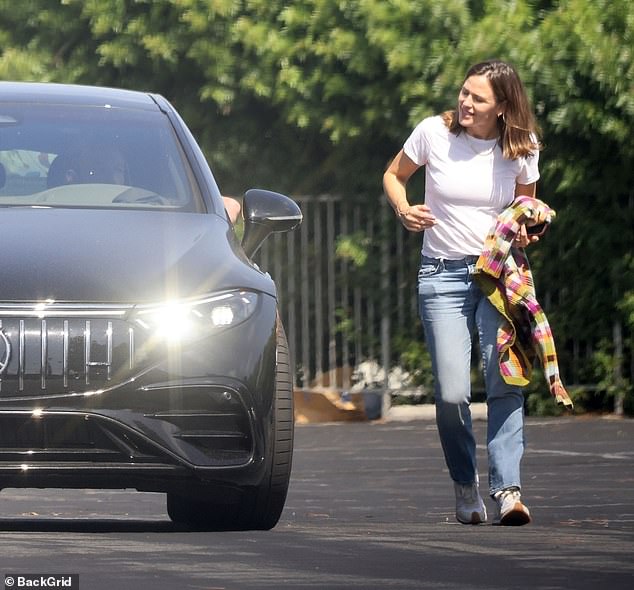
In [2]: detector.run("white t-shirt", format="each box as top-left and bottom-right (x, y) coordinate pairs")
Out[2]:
(403, 115), (540, 259)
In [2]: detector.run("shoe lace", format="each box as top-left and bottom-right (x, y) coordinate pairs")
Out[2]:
(497, 487), (521, 503)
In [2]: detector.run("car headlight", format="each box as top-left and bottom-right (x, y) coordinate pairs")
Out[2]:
(133, 290), (259, 343)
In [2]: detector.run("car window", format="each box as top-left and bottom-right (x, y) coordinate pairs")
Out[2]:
(0, 103), (205, 212)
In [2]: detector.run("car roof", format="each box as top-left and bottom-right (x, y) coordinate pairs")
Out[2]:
(0, 81), (160, 111)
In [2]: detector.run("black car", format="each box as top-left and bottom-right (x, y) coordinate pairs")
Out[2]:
(0, 82), (302, 530)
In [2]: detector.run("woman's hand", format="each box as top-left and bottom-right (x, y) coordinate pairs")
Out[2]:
(398, 204), (437, 233)
(514, 224), (540, 248)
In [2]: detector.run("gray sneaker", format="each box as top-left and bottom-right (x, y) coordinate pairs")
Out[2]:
(454, 481), (487, 524)
(493, 487), (531, 526)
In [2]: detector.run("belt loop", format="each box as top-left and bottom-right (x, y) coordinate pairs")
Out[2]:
(467, 256), (477, 277)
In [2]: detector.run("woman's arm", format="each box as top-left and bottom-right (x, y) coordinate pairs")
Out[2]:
(383, 150), (419, 214)
(515, 182), (536, 198)
(222, 196), (241, 224)
(514, 182), (539, 247)
(383, 150), (436, 232)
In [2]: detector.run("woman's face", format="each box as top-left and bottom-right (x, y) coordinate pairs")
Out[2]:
(458, 74), (504, 139)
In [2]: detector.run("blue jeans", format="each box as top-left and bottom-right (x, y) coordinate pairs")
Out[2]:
(418, 255), (525, 496)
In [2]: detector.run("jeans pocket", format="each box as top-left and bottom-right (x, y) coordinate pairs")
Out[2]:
(418, 259), (442, 281)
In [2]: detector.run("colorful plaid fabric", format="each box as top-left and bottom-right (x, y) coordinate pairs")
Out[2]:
(474, 196), (573, 408)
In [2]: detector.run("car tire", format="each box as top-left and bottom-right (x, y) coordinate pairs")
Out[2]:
(241, 318), (294, 530)
(166, 492), (239, 530)
(166, 318), (294, 531)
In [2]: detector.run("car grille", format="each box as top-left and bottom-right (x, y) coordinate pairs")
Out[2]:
(0, 305), (256, 467)
(0, 306), (144, 397)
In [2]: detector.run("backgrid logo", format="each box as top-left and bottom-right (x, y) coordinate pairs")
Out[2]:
(4, 575), (78, 589)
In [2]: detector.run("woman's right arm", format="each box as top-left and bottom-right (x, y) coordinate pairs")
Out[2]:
(383, 149), (436, 232)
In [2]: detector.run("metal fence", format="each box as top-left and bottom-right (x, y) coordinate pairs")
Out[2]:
(253, 194), (622, 412)
(254, 194), (423, 391)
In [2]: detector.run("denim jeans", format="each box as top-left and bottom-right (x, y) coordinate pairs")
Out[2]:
(418, 255), (525, 496)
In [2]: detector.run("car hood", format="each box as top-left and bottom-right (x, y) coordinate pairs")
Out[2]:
(0, 208), (273, 303)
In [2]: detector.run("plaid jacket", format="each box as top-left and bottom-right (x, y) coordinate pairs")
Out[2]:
(474, 196), (573, 408)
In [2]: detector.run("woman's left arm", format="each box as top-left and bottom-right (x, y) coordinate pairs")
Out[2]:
(515, 182), (536, 198)
(514, 182), (539, 247)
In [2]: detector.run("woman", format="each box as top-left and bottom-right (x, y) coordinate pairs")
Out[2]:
(383, 60), (541, 526)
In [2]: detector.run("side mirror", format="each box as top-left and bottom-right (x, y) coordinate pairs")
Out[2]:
(241, 189), (303, 257)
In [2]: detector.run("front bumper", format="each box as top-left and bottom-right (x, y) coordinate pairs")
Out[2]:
(0, 295), (279, 495)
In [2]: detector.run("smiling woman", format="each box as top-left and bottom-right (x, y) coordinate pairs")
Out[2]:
(457, 75), (504, 139)
(447, 60), (540, 160)
(383, 59), (542, 528)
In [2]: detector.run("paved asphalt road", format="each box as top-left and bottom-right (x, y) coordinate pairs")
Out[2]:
(0, 415), (633, 589)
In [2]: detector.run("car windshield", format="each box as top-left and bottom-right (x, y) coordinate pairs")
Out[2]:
(0, 103), (204, 212)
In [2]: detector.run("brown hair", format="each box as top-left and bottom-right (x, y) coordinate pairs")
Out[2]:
(441, 60), (541, 160)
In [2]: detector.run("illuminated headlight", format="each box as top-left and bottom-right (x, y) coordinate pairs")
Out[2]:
(134, 290), (258, 343)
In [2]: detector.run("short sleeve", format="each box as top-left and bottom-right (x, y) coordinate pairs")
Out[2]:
(517, 148), (540, 185)
(403, 118), (433, 166)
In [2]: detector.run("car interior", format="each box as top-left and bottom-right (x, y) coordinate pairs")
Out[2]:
(0, 104), (204, 212)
